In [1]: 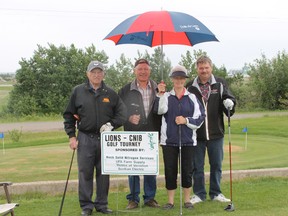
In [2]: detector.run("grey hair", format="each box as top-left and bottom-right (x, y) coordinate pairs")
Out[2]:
(196, 55), (213, 67)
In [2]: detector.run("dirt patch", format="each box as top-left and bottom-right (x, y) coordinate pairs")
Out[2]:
(224, 145), (243, 152)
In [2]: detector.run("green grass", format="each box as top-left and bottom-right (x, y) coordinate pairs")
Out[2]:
(3, 177), (288, 216)
(0, 115), (288, 182)
(231, 114), (288, 137)
(4, 131), (67, 149)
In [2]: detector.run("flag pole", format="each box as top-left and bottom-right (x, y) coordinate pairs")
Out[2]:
(2, 137), (4, 155)
(0, 132), (4, 155)
(245, 131), (248, 151)
(242, 126), (248, 151)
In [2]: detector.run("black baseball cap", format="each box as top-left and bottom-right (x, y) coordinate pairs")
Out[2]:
(134, 59), (150, 68)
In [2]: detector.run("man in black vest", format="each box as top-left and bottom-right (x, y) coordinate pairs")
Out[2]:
(186, 55), (236, 205)
(118, 59), (161, 210)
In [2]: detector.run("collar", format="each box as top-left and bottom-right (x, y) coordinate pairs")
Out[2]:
(130, 79), (151, 91)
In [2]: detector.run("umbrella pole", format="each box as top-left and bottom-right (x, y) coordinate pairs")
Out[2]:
(160, 31), (163, 80)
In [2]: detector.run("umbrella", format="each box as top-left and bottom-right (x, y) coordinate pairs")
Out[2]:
(104, 10), (218, 79)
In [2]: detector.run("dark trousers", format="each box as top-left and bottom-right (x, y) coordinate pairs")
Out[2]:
(162, 145), (193, 190)
(77, 131), (110, 211)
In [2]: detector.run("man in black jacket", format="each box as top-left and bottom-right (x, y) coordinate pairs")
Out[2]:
(186, 55), (236, 205)
(63, 61), (127, 216)
(118, 59), (161, 210)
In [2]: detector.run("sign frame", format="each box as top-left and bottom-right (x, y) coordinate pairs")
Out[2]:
(101, 131), (159, 175)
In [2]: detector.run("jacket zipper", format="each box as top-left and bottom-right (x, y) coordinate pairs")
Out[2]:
(203, 98), (210, 140)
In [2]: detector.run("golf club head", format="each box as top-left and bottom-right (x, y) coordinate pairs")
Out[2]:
(224, 202), (235, 211)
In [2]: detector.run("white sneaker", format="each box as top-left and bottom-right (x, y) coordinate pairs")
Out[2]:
(212, 194), (231, 202)
(190, 195), (203, 204)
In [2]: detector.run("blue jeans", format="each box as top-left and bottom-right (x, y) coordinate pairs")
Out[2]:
(192, 137), (224, 200)
(126, 175), (157, 204)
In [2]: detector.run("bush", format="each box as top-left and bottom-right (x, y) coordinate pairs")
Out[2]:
(8, 128), (23, 143)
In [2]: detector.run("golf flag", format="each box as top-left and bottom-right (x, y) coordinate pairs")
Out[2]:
(242, 127), (248, 133)
(0, 132), (4, 155)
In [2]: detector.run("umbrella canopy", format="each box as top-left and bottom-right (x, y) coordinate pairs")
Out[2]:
(104, 10), (218, 79)
(104, 10), (218, 47)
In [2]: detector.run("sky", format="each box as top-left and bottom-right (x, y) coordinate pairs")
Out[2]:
(1, 0), (288, 73)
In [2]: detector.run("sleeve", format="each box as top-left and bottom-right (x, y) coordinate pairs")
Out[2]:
(186, 94), (206, 130)
(154, 93), (169, 115)
(109, 92), (127, 129)
(63, 88), (77, 138)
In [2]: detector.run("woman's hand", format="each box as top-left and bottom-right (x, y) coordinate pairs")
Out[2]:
(175, 116), (187, 125)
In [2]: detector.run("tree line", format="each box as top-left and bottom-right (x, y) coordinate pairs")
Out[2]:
(2, 43), (288, 116)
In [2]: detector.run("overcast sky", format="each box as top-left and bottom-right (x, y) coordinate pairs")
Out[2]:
(1, 0), (287, 73)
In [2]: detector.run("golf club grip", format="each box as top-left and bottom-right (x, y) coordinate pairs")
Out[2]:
(227, 108), (231, 126)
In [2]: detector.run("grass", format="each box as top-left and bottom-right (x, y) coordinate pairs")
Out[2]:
(0, 115), (288, 182)
(3, 177), (288, 216)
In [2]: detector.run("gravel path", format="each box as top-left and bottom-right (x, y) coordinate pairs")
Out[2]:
(0, 121), (63, 133)
(0, 112), (287, 133)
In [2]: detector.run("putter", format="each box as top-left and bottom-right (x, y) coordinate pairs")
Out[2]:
(224, 109), (235, 212)
(58, 149), (75, 216)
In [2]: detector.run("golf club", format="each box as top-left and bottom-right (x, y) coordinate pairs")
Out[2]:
(130, 103), (140, 204)
(177, 102), (184, 215)
(58, 149), (75, 216)
(178, 124), (183, 216)
(224, 109), (235, 211)
(59, 114), (79, 216)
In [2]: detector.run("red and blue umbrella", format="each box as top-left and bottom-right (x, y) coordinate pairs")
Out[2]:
(104, 10), (218, 78)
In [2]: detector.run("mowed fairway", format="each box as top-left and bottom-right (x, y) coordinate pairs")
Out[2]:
(1, 114), (288, 182)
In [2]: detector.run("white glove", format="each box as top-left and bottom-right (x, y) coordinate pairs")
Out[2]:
(223, 99), (234, 110)
(100, 122), (114, 133)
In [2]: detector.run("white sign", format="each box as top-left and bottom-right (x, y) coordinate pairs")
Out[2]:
(101, 131), (159, 175)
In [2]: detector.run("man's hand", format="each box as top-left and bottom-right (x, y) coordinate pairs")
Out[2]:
(129, 114), (140, 125)
(100, 122), (114, 133)
(223, 99), (234, 110)
(69, 137), (78, 150)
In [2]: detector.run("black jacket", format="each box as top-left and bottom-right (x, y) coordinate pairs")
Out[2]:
(186, 75), (236, 141)
(63, 80), (127, 138)
(118, 79), (161, 133)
